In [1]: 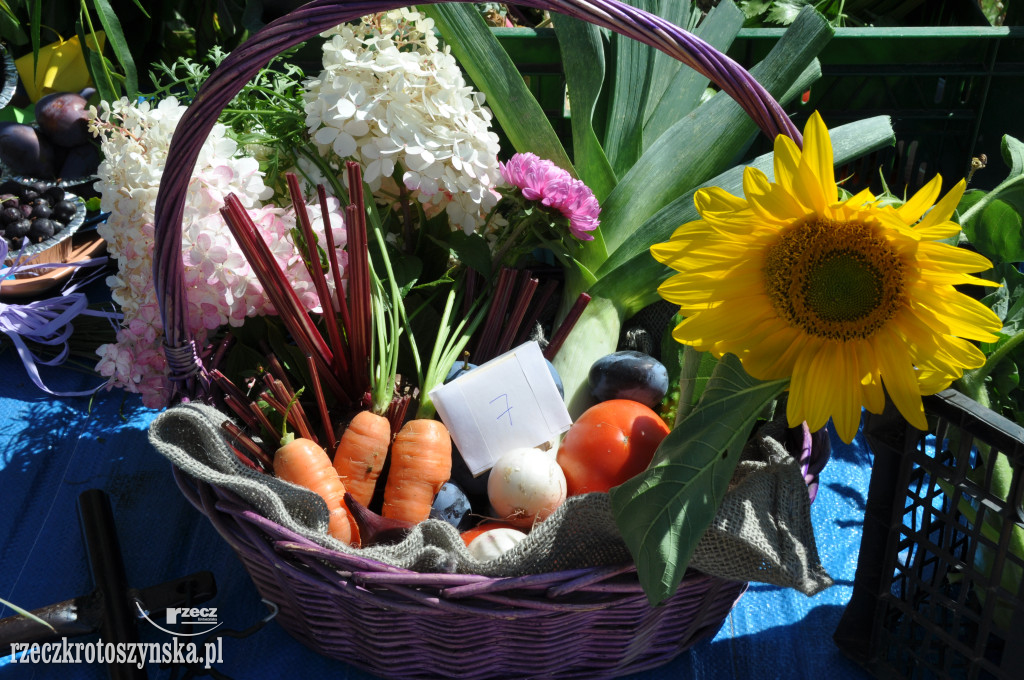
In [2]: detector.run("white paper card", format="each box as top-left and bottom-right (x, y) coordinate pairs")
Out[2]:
(429, 341), (572, 475)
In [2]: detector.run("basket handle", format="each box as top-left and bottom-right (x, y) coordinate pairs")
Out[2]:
(153, 0), (800, 393)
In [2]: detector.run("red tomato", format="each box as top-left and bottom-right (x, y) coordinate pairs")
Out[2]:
(556, 399), (670, 496)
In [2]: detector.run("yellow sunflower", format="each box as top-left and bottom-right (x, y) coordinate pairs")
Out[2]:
(651, 111), (1002, 443)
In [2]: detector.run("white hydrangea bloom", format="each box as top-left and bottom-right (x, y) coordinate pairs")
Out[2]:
(89, 96), (347, 407)
(303, 8), (503, 235)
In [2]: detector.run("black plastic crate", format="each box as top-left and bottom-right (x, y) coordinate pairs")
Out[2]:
(835, 390), (1024, 680)
(727, 25), (1024, 196)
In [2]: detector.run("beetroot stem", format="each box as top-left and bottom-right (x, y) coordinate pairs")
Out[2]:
(263, 373), (316, 443)
(286, 173), (352, 387)
(317, 183), (354, 365)
(515, 278), (559, 347)
(544, 293), (592, 360)
(496, 273), (538, 354)
(248, 401), (279, 445)
(221, 393), (261, 430)
(305, 354), (336, 451)
(259, 391), (314, 443)
(220, 420), (273, 471)
(344, 162), (373, 395)
(219, 195), (349, 403)
(475, 267), (516, 362)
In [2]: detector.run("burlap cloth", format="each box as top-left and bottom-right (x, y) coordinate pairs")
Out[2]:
(150, 402), (832, 595)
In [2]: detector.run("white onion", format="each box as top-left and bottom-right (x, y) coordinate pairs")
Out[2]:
(487, 446), (567, 528)
(466, 527), (528, 561)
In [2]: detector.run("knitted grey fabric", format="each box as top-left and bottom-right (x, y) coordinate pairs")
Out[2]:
(149, 402), (831, 594)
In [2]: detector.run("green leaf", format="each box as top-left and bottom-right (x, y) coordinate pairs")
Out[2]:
(88, 0), (138, 99)
(643, 0), (745, 147)
(739, 1), (773, 19)
(767, 0), (812, 25)
(551, 12), (617, 201)
(593, 6), (834, 262)
(600, 1), (694, 175)
(1002, 134), (1024, 178)
(962, 198), (1024, 264)
(642, 2), (694, 115)
(601, 0), (659, 177)
(997, 135), (1024, 218)
(590, 115), (896, 315)
(608, 354), (788, 605)
(990, 353), (1020, 397)
(430, 230), (493, 279)
(422, 4), (572, 174)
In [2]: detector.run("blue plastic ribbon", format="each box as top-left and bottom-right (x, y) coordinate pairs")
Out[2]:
(1, 237), (119, 397)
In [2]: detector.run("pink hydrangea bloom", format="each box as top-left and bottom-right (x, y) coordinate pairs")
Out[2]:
(499, 152), (600, 241)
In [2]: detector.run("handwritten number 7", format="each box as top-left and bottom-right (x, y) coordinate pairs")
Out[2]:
(490, 394), (512, 426)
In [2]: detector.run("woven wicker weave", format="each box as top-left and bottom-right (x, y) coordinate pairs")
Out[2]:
(153, 2), (803, 678)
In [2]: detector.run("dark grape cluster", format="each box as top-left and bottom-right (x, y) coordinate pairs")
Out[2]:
(1, 180), (78, 252)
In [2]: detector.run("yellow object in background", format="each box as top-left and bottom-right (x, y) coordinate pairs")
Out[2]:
(14, 32), (106, 102)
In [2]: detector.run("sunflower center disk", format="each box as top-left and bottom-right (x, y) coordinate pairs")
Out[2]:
(764, 218), (906, 341)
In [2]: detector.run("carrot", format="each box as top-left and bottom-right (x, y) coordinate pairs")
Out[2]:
(274, 435), (359, 545)
(332, 410), (392, 507)
(381, 419), (453, 524)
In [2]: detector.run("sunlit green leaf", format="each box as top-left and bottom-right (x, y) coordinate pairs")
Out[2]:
(608, 354), (787, 605)
(962, 198), (1024, 264)
(551, 12), (617, 200)
(643, 0), (745, 147)
(593, 7), (833, 262)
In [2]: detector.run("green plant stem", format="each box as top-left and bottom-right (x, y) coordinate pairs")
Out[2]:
(490, 209), (543, 270)
(414, 282), (488, 419)
(956, 329), (1024, 407)
(959, 174), (1024, 229)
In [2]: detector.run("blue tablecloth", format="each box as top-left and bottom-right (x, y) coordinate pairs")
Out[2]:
(0, 322), (876, 680)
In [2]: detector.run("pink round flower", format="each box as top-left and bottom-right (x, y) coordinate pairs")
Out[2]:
(499, 152), (600, 241)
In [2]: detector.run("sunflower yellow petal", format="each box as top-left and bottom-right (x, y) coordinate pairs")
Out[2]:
(801, 111), (838, 206)
(856, 340), (886, 415)
(658, 271), (762, 306)
(897, 174), (943, 224)
(694, 186), (749, 215)
(913, 221), (964, 240)
(672, 297), (776, 346)
(876, 328), (928, 432)
(917, 241), (997, 274)
(911, 290), (1002, 342)
(842, 188), (877, 210)
(827, 341), (864, 443)
(787, 343), (834, 433)
(790, 157), (828, 215)
(741, 326), (808, 381)
(746, 170), (809, 223)
(916, 179), (966, 231)
(773, 133), (802, 196)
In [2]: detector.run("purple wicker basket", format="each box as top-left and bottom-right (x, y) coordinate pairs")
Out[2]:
(152, 1), (805, 678)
